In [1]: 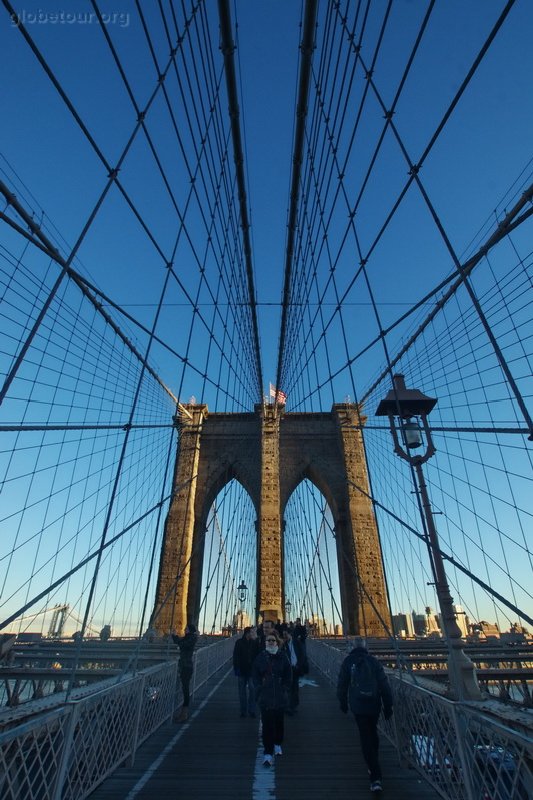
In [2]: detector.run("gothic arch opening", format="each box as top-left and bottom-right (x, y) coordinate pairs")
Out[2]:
(283, 478), (343, 635)
(198, 479), (257, 634)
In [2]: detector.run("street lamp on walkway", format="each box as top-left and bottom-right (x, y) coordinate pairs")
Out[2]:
(236, 580), (248, 630)
(285, 599), (292, 620)
(376, 374), (481, 701)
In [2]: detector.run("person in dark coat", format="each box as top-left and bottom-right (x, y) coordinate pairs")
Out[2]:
(252, 629), (292, 766)
(292, 617), (307, 645)
(233, 626), (260, 717)
(257, 618), (275, 648)
(337, 636), (393, 793)
(172, 622), (198, 721)
(281, 628), (308, 714)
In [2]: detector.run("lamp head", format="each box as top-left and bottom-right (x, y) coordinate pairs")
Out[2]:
(403, 417), (423, 449)
(376, 375), (437, 463)
(237, 580), (248, 603)
(375, 374), (437, 418)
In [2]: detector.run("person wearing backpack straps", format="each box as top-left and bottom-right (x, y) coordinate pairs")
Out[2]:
(337, 636), (393, 793)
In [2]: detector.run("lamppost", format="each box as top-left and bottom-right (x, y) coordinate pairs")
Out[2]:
(376, 374), (481, 701)
(236, 580), (248, 631)
(285, 599), (292, 621)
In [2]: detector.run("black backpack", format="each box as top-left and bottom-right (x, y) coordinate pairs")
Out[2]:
(350, 657), (379, 700)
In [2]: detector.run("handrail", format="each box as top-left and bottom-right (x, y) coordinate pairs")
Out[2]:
(0, 636), (235, 800)
(307, 638), (533, 800)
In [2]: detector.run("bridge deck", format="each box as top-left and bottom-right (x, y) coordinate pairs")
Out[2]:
(91, 665), (439, 799)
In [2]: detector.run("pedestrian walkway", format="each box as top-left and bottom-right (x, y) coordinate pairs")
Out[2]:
(91, 664), (439, 799)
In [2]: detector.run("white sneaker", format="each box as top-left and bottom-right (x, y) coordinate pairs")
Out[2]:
(263, 754), (273, 767)
(274, 745), (283, 756)
(370, 780), (382, 792)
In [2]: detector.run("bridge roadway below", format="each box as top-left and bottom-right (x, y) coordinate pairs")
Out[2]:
(91, 663), (439, 800)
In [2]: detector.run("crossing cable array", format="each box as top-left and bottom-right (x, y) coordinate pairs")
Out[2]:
(312, 445), (533, 628)
(277, 0), (529, 418)
(0, 0), (261, 412)
(274, 1), (531, 632)
(0, 0), (264, 642)
(1, 0), (532, 646)
(284, 476), (422, 683)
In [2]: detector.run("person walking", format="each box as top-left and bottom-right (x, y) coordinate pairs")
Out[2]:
(292, 617), (307, 646)
(233, 626), (260, 717)
(281, 628), (308, 714)
(252, 629), (292, 766)
(172, 622), (198, 722)
(257, 618), (275, 648)
(337, 636), (393, 793)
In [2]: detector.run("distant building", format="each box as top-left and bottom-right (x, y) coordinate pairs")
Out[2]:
(453, 605), (469, 638)
(411, 607), (442, 637)
(13, 631), (43, 643)
(471, 620), (500, 640)
(233, 610), (251, 630)
(412, 611), (426, 636)
(307, 614), (329, 636)
(392, 612), (414, 638)
(500, 622), (529, 644)
(425, 607), (441, 636)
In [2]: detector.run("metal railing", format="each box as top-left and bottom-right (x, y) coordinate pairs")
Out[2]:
(482, 677), (532, 708)
(308, 638), (533, 800)
(0, 636), (234, 799)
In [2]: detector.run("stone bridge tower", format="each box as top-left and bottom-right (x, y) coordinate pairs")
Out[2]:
(152, 403), (391, 637)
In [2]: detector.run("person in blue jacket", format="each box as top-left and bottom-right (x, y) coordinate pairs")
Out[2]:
(337, 636), (393, 793)
(252, 628), (292, 766)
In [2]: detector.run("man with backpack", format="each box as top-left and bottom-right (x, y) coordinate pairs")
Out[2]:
(337, 636), (393, 793)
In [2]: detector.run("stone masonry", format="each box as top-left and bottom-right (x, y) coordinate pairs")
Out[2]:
(153, 402), (391, 636)
(259, 403), (283, 621)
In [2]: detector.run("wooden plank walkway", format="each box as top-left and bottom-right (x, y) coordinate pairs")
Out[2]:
(90, 665), (440, 799)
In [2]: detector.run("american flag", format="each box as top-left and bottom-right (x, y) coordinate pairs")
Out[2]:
(269, 383), (287, 405)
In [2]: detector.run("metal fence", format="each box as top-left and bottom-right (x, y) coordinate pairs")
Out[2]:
(0, 636), (234, 800)
(308, 638), (533, 800)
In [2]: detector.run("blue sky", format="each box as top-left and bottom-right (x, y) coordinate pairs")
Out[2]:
(1, 0), (532, 390)
(0, 1), (532, 634)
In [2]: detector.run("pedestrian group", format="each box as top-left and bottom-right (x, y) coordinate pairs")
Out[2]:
(174, 619), (393, 794)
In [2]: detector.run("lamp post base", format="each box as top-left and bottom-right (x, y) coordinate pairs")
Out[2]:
(447, 645), (483, 701)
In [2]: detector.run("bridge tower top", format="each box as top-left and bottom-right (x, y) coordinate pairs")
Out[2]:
(153, 403), (390, 636)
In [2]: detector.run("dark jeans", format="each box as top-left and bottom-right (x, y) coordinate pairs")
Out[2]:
(289, 667), (301, 710)
(354, 713), (381, 781)
(180, 666), (193, 707)
(261, 708), (284, 756)
(237, 675), (256, 715)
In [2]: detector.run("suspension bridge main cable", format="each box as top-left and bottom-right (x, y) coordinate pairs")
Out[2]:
(276, 0), (318, 399)
(277, 0), (526, 416)
(1, 1), (262, 412)
(218, 0), (263, 401)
